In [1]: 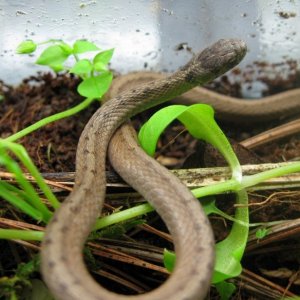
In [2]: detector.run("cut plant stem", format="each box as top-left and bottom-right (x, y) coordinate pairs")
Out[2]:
(3, 162), (300, 192)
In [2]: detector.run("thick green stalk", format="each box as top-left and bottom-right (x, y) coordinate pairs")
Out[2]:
(5, 97), (94, 142)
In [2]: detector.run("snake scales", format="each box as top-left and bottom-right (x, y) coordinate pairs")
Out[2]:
(41, 39), (247, 300)
(107, 73), (300, 122)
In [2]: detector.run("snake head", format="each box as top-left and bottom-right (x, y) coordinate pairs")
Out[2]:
(182, 39), (247, 84)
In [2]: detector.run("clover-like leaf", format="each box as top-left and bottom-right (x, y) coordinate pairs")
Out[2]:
(70, 59), (93, 76)
(58, 42), (73, 55)
(93, 49), (114, 66)
(49, 64), (64, 72)
(73, 40), (99, 54)
(93, 61), (108, 72)
(16, 40), (37, 54)
(36, 45), (70, 70)
(77, 72), (113, 99)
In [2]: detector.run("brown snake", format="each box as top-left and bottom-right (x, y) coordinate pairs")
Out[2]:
(107, 74), (300, 123)
(41, 39), (247, 300)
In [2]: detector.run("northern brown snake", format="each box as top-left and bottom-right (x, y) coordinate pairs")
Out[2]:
(107, 73), (300, 123)
(41, 39), (248, 299)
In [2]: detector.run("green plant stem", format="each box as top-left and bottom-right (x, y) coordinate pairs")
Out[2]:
(0, 204), (155, 241)
(74, 53), (80, 62)
(192, 162), (300, 198)
(212, 189), (249, 283)
(13, 144), (60, 210)
(0, 140), (60, 210)
(0, 185), (43, 222)
(1, 159), (298, 241)
(5, 97), (94, 142)
(192, 179), (240, 198)
(0, 149), (50, 217)
(94, 203), (154, 230)
(0, 229), (44, 241)
(37, 39), (62, 46)
(241, 162), (300, 188)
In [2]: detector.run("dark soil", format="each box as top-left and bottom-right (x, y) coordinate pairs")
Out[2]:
(0, 72), (299, 299)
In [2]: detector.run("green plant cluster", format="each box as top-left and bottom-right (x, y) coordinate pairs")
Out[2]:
(17, 39), (113, 99)
(1, 39), (115, 299)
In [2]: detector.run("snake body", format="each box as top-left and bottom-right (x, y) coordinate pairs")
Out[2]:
(107, 73), (300, 122)
(41, 39), (247, 300)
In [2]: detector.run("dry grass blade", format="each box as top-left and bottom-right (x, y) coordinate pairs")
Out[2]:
(99, 238), (165, 263)
(89, 242), (169, 275)
(93, 269), (146, 294)
(241, 118), (300, 150)
(233, 268), (297, 299)
(0, 217), (44, 231)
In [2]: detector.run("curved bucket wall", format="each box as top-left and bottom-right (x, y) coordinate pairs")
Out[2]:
(0, 0), (299, 97)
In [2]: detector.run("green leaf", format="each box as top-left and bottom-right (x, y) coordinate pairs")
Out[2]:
(93, 48), (114, 71)
(178, 105), (241, 181)
(138, 103), (241, 181)
(162, 192), (249, 284)
(77, 72), (113, 99)
(215, 281), (236, 300)
(0, 182), (43, 222)
(73, 40), (99, 54)
(139, 105), (249, 284)
(163, 249), (176, 272)
(70, 59), (93, 76)
(256, 227), (269, 239)
(212, 190), (249, 284)
(138, 105), (187, 156)
(17, 255), (40, 277)
(36, 45), (70, 71)
(93, 61), (108, 72)
(16, 40), (37, 54)
(58, 42), (73, 55)
(49, 64), (64, 72)
(213, 251), (242, 283)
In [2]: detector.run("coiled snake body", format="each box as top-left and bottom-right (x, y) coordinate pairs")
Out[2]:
(107, 74), (300, 122)
(41, 39), (247, 300)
